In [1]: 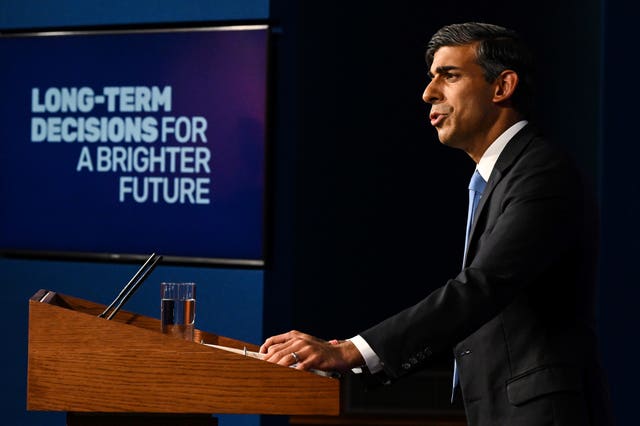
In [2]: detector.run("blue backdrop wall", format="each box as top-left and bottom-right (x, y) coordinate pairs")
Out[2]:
(0, 2), (269, 426)
(0, 0), (268, 28)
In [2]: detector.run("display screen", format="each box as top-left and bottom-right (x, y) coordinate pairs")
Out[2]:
(0, 25), (269, 266)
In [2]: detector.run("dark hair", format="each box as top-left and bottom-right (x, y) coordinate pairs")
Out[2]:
(426, 22), (534, 116)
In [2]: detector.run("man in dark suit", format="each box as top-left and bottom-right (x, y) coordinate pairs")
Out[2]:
(260, 22), (613, 425)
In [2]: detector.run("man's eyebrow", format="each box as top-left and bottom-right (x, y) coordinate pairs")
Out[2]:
(428, 65), (461, 78)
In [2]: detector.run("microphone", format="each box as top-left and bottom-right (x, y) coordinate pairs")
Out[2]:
(98, 253), (162, 320)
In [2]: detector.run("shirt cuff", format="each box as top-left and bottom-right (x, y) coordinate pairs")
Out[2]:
(348, 335), (383, 374)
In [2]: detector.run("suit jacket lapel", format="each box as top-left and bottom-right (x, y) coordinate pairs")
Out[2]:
(466, 124), (537, 261)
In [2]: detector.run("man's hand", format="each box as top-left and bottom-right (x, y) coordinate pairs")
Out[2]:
(259, 330), (365, 372)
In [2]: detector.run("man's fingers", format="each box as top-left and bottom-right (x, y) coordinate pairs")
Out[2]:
(259, 330), (305, 352)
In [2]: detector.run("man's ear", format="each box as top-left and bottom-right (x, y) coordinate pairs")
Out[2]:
(493, 70), (519, 103)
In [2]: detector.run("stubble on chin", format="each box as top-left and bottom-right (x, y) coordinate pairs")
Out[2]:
(434, 127), (453, 146)
(436, 128), (468, 153)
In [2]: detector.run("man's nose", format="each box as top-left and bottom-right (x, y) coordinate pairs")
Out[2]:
(422, 80), (440, 104)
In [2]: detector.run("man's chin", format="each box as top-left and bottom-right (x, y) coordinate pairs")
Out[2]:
(437, 132), (465, 151)
(436, 129), (452, 145)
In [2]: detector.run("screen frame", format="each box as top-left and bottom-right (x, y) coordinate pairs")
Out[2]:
(0, 20), (274, 269)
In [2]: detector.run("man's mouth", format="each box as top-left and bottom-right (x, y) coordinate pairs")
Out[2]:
(430, 112), (447, 127)
(429, 105), (453, 127)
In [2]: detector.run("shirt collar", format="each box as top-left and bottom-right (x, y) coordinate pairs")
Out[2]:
(476, 120), (528, 181)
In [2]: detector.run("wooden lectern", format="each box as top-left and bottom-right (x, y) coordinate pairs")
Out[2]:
(27, 289), (340, 426)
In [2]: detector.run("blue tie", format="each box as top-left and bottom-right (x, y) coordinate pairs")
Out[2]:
(463, 170), (487, 266)
(452, 169), (487, 402)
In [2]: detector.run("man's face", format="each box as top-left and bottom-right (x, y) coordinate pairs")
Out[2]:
(423, 44), (498, 153)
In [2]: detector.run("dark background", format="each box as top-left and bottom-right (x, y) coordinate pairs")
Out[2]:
(268, 0), (602, 337)
(265, 0), (632, 424)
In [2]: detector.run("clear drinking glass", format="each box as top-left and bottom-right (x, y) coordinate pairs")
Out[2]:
(160, 282), (196, 341)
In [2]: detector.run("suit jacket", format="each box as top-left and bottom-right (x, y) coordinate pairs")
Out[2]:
(359, 124), (613, 426)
